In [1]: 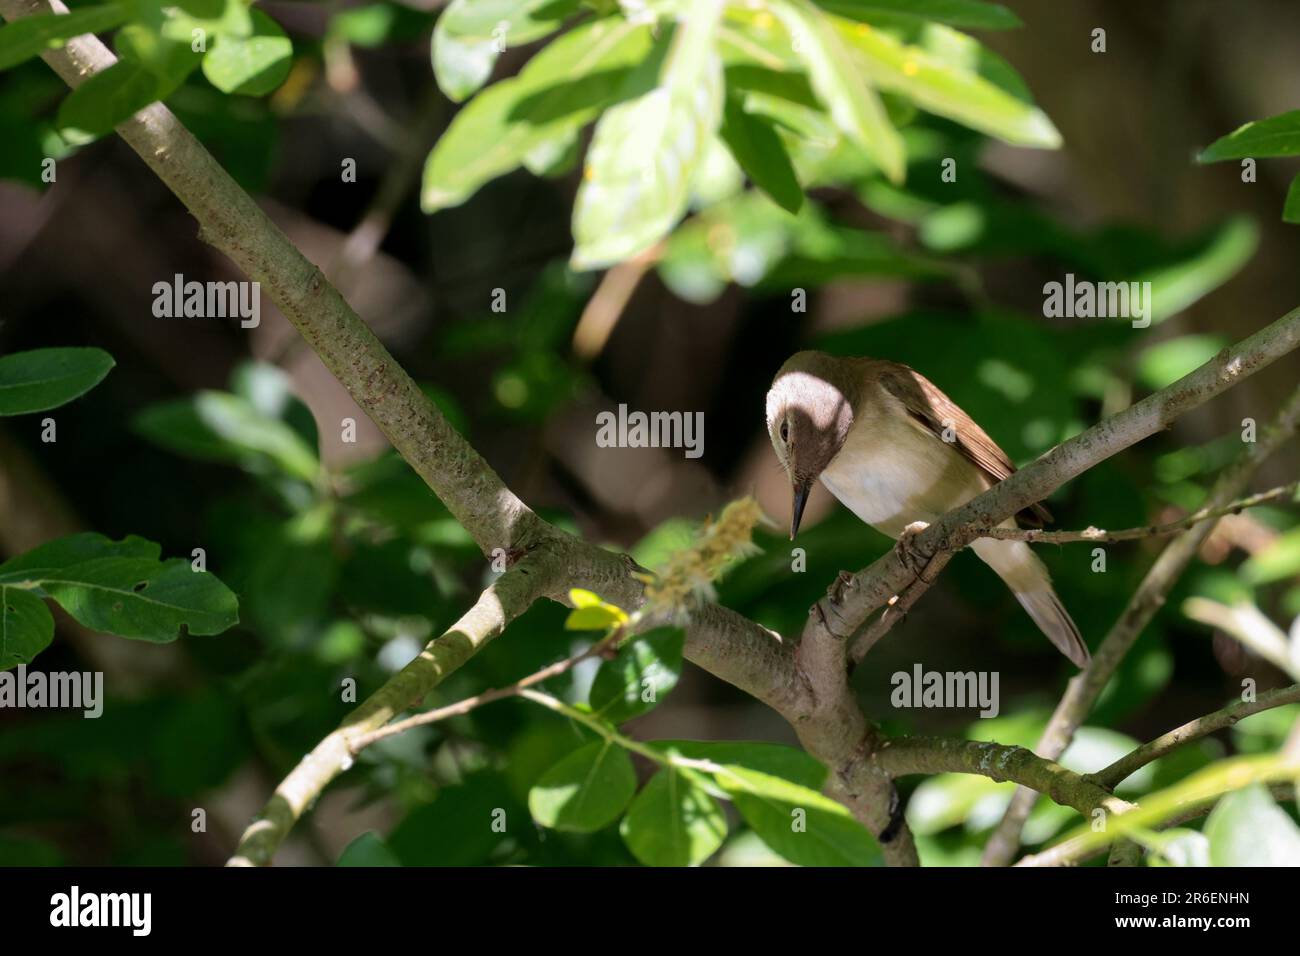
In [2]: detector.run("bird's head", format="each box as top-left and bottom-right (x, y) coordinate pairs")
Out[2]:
(766, 352), (856, 539)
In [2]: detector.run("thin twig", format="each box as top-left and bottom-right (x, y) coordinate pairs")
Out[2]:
(972, 482), (1297, 544)
(349, 626), (625, 751)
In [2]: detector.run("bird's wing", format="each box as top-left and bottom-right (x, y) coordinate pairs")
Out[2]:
(877, 363), (1053, 526)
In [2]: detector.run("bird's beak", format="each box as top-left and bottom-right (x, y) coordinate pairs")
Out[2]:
(790, 480), (811, 540)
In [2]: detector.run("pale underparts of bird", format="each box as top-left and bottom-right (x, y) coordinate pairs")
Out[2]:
(766, 350), (1089, 668)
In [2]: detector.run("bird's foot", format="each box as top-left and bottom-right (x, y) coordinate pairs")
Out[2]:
(894, 521), (935, 582)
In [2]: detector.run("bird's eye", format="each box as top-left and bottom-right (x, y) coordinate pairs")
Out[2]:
(780, 420), (789, 443)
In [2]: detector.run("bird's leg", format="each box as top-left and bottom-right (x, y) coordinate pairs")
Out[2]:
(893, 521), (935, 582)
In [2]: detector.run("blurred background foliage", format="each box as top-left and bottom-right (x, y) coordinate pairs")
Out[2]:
(0, 0), (1298, 866)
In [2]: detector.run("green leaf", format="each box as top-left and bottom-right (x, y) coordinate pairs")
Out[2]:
(422, 17), (654, 212)
(720, 97), (803, 213)
(1137, 335), (1227, 390)
(1284, 173), (1300, 225)
(432, 0), (578, 102)
(1242, 527), (1300, 586)
(715, 764), (880, 866)
(58, 59), (159, 139)
(819, 0), (1022, 30)
(0, 5), (128, 72)
(528, 740), (637, 832)
(336, 831), (402, 866)
(0, 533), (159, 588)
(564, 587), (627, 630)
(832, 19), (1060, 148)
(1135, 216), (1257, 324)
(1200, 110), (1300, 162)
(589, 626), (684, 722)
(201, 9), (292, 96)
(767, 0), (904, 183)
(134, 390), (320, 482)
(619, 767), (727, 866)
(570, 3), (727, 268)
(0, 586), (55, 671)
(41, 557), (239, 642)
(1205, 784), (1300, 865)
(0, 347), (114, 416)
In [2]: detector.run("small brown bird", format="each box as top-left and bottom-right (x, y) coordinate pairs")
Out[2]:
(766, 351), (1089, 667)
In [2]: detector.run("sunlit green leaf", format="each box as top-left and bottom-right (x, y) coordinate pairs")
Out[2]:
(589, 626), (683, 722)
(620, 767), (726, 866)
(201, 9), (292, 96)
(571, 3), (726, 268)
(715, 764), (880, 866)
(422, 17), (654, 211)
(528, 740), (636, 832)
(1205, 784), (1300, 865)
(432, 0), (578, 102)
(768, 0), (904, 182)
(832, 19), (1059, 148)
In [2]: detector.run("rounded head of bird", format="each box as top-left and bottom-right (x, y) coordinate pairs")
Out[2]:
(766, 352), (857, 538)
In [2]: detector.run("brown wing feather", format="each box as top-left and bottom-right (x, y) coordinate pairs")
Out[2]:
(877, 363), (1053, 526)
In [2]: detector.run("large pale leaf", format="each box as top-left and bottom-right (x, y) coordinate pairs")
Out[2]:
(422, 17), (654, 211)
(767, 0), (904, 182)
(570, 3), (727, 268)
(619, 767), (727, 866)
(832, 19), (1060, 148)
(0, 586), (54, 671)
(0, 347), (114, 416)
(432, 0), (578, 102)
(1204, 784), (1300, 865)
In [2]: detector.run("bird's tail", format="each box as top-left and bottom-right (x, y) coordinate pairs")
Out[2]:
(970, 537), (1090, 668)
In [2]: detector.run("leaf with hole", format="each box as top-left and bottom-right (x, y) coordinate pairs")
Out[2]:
(40, 557), (239, 642)
(0, 587), (55, 671)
